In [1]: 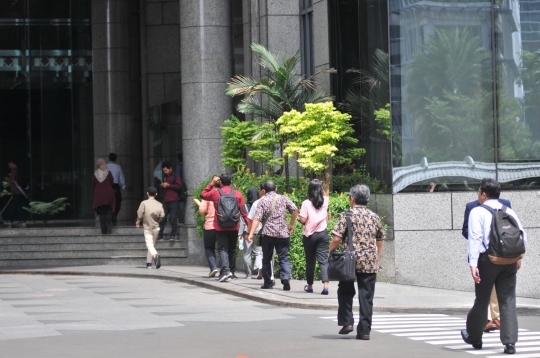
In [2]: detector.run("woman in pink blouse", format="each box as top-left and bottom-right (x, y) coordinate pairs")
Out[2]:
(193, 197), (219, 277)
(298, 179), (330, 295)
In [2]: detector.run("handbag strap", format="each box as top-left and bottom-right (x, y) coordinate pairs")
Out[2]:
(345, 215), (354, 250)
(259, 194), (279, 233)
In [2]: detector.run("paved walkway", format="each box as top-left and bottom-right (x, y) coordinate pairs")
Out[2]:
(1, 265), (539, 314)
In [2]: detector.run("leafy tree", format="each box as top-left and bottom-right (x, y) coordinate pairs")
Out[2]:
(277, 102), (364, 176)
(220, 115), (259, 170)
(226, 43), (334, 191)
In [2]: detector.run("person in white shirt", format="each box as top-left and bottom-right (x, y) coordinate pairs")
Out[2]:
(461, 178), (526, 354)
(107, 153), (126, 224)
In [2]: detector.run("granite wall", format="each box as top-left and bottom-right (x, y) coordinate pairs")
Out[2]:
(392, 191), (540, 298)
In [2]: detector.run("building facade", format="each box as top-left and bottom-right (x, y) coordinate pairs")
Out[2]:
(1, 0), (539, 297)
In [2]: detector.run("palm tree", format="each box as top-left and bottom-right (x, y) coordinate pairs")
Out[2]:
(226, 43), (334, 191)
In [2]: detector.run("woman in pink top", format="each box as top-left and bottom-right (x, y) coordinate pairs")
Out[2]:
(193, 198), (219, 277)
(299, 180), (330, 295)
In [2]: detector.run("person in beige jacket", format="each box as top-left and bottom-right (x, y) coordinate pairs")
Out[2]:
(136, 187), (165, 269)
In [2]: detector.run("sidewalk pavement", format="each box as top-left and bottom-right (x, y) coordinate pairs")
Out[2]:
(1, 265), (539, 315)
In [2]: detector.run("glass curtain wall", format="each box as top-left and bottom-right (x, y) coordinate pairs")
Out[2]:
(329, 0), (391, 190)
(0, 0), (94, 219)
(390, 0), (540, 193)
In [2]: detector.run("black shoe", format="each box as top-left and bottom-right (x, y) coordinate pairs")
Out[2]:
(504, 344), (516, 354)
(356, 334), (370, 340)
(146, 263), (152, 269)
(218, 273), (232, 282)
(169, 235), (177, 241)
(281, 279), (290, 291)
(157, 236), (164, 241)
(154, 254), (161, 269)
(339, 325), (353, 335)
(231, 274), (238, 280)
(461, 329), (482, 349)
(260, 285), (273, 289)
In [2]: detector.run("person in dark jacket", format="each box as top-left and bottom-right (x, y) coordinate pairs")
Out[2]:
(92, 158), (116, 234)
(158, 161), (182, 241)
(3, 160), (27, 228)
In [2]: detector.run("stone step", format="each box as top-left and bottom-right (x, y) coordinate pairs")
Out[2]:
(0, 241), (185, 251)
(0, 236), (184, 245)
(0, 248), (187, 260)
(0, 257), (185, 268)
(0, 227), (162, 237)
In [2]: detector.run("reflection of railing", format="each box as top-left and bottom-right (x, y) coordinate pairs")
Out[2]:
(0, 50), (92, 72)
(392, 156), (540, 193)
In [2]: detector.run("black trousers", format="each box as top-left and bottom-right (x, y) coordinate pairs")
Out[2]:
(261, 235), (290, 287)
(466, 253), (518, 344)
(215, 230), (237, 275)
(302, 230), (329, 284)
(337, 272), (377, 335)
(8, 194), (26, 222)
(112, 183), (122, 221)
(96, 205), (112, 234)
(159, 201), (178, 237)
(203, 229), (219, 271)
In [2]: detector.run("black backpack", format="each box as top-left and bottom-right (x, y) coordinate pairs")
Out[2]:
(172, 173), (187, 202)
(216, 188), (241, 227)
(481, 205), (525, 265)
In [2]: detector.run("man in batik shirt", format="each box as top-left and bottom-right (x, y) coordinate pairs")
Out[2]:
(329, 184), (385, 341)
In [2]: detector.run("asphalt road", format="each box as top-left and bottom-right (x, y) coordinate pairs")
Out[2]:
(1, 274), (539, 358)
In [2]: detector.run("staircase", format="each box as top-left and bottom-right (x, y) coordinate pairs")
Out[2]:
(0, 226), (187, 268)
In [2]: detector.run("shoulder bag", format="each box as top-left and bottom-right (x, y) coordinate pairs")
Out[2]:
(252, 195), (279, 246)
(328, 215), (357, 281)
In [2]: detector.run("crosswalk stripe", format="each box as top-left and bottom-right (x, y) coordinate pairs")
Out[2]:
(467, 350), (498, 355)
(319, 314), (449, 319)
(427, 336), (540, 345)
(400, 329), (536, 340)
(378, 327), (461, 333)
(486, 354), (540, 358)
(373, 322), (465, 329)
(372, 319), (465, 324)
(448, 342), (540, 350)
(394, 330), (463, 337)
(373, 317), (463, 322)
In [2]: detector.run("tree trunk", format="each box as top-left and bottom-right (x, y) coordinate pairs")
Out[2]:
(284, 154), (290, 193)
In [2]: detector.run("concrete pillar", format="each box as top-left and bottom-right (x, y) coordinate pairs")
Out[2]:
(91, 0), (140, 221)
(180, 0), (233, 262)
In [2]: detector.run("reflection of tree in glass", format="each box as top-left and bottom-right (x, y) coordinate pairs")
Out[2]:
(406, 28), (532, 162)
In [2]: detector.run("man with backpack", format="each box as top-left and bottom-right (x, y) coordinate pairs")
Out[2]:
(462, 195), (512, 333)
(461, 178), (526, 354)
(201, 174), (249, 282)
(158, 161), (182, 241)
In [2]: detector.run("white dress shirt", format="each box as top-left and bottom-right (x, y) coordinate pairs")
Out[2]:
(468, 199), (526, 267)
(106, 162), (126, 189)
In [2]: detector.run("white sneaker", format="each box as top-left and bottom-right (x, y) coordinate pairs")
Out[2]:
(209, 269), (219, 277)
(218, 273), (232, 282)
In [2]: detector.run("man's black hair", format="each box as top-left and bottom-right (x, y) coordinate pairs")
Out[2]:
(480, 178), (501, 199)
(108, 153), (117, 162)
(262, 181), (276, 193)
(162, 161), (173, 169)
(147, 187), (158, 196)
(219, 173), (232, 186)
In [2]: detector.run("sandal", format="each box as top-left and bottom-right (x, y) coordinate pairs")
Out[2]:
(304, 285), (314, 293)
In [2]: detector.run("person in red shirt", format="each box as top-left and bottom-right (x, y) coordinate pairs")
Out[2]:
(158, 161), (182, 241)
(201, 174), (249, 282)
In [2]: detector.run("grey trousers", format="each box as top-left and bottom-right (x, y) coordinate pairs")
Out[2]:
(302, 230), (329, 284)
(466, 253), (518, 345)
(242, 240), (262, 277)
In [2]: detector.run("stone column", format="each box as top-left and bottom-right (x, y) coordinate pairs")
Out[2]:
(180, 0), (232, 263)
(91, 0), (138, 221)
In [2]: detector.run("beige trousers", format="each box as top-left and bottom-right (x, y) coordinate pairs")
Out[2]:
(144, 228), (160, 263)
(487, 286), (500, 321)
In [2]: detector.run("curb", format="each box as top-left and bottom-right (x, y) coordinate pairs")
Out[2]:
(1, 270), (539, 315)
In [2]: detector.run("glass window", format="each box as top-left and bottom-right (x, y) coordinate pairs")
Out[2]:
(390, 0), (497, 193)
(300, 0), (314, 77)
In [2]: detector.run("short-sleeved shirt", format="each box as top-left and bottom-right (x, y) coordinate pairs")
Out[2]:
(247, 199), (263, 234)
(199, 200), (215, 231)
(299, 196), (329, 236)
(332, 206), (385, 273)
(254, 192), (298, 238)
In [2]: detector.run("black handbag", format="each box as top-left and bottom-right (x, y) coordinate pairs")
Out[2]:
(328, 216), (357, 281)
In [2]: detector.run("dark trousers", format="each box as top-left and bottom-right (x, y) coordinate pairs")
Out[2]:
(215, 230), (237, 275)
(302, 230), (329, 284)
(8, 194), (25, 222)
(203, 229), (218, 271)
(261, 235), (290, 287)
(96, 205), (112, 234)
(112, 183), (122, 222)
(337, 272), (377, 335)
(466, 253), (518, 344)
(159, 200), (178, 237)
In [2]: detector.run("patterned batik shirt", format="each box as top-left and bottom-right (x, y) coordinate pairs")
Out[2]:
(254, 191), (298, 238)
(331, 206), (386, 273)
